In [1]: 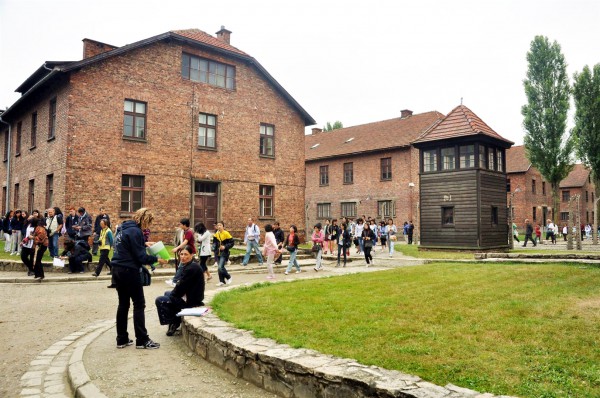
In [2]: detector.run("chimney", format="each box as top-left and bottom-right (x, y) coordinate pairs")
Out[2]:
(400, 109), (413, 118)
(311, 128), (323, 135)
(82, 38), (118, 59)
(215, 26), (232, 44)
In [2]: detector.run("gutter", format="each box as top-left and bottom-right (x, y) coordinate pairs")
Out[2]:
(0, 116), (11, 214)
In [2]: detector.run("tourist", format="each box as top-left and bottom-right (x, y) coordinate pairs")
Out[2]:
(284, 225), (301, 275)
(362, 223), (376, 266)
(262, 224), (279, 279)
(337, 222), (351, 267)
(546, 219), (556, 244)
(522, 219), (537, 247)
(329, 219), (339, 256)
(93, 219), (113, 277)
(273, 221), (285, 265)
(386, 218), (397, 257)
(562, 224), (568, 241)
(312, 223), (325, 272)
(155, 245), (204, 337)
(407, 220), (415, 244)
(10, 209), (23, 255)
(534, 224), (541, 245)
(323, 219), (331, 255)
(369, 219), (378, 251)
(512, 222), (520, 242)
(214, 221), (234, 287)
(32, 217), (48, 280)
(92, 208), (110, 255)
(403, 221), (409, 243)
(3, 210), (12, 252)
(354, 218), (364, 254)
(585, 224), (592, 240)
(75, 207), (93, 243)
(241, 217), (263, 267)
(61, 239), (92, 274)
(171, 218), (196, 284)
(45, 207), (63, 258)
(64, 207), (78, 242)
(194, 222), (212, 281)
(379, 221), (387, 251)
(111, 207), (168, 350)
(20, 215), (35, 276)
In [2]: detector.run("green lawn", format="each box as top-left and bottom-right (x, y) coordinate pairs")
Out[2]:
(396, 243), (475, 259)
(212, 262), (600, 397)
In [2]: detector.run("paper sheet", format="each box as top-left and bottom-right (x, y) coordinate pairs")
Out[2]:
(53, 257), (65, 268)
(176, 307), (210, 317)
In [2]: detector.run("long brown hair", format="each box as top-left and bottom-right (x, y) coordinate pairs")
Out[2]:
(133, 208), (154, 230)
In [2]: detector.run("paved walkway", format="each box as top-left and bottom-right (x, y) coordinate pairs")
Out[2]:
(15, 249), (421, 397)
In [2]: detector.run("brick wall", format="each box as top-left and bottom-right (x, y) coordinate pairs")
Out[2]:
(507, 168), (553, 229)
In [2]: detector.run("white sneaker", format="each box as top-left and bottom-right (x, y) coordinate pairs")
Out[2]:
(165, 279), (175, 287)
(295, 270), (301, 274)
(313, 267), (318, 272)
(216, 282), (226, 287)
(284, 271), (289, 275)
(371, 259), (375, 265)
(389, 253), (393, 257)
(226, 276), (232, 285)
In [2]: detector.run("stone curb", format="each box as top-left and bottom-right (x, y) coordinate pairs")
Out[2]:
(182, 285), (517, 398)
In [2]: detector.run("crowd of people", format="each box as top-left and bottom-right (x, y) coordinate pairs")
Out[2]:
(512, 218), (599, 246)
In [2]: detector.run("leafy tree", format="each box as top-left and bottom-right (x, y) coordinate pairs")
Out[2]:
(522, 35), (574, 223)
(323, 121), (343, 131)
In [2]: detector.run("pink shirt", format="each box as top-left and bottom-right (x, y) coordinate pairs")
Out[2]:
(263, 231), (279, 255)
(312, 230), (324, 243)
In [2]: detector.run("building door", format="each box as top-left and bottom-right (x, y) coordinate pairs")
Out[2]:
(194, 181), (219, 228)
(542, 207), (548, 224)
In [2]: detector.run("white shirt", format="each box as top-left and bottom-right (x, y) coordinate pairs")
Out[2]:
(23, 225), (35, 249)
(355, 223), (364, 237)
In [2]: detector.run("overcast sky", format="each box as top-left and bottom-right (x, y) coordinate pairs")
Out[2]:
(1, 0), (599, 145)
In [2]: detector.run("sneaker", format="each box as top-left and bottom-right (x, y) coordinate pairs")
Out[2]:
(166, 324), (179, 337)
(241, 263), (248, 267)
(116, 339), (133, 349)
(93, 273), (99, 278)
(295, 270), (301, 274)
(366, 263), (370, 268)
(266, 275), (275, 280)
(371, 259), (375, 265)
(107, 284), (116, 288)
(136, 339), (160, 349)
(226, 276), (232, 285)
(313, 267), (318, 272)
(216, 282), (226, 287)
(389, 253), (393, 257)
(284, 271), (289, 275)
(165, 279), (175, 287)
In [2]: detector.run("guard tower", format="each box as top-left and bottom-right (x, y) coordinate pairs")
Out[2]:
(412, 105), (514, 250)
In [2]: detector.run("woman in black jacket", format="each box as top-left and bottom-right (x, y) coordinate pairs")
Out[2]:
(3, 210), (13, 252)
(337, 222), (351, 267)
(155, 245), (205, 336)
(284, 225), (301, 275)
(362, 225), (376, 266)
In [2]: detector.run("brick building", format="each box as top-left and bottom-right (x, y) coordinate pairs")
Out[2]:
(304, 110), (444, 233)
(506, 146), (596, 230)
(0, 28), (315, 242)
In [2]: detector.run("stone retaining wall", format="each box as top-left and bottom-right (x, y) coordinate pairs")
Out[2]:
(182, 314), (513, 398)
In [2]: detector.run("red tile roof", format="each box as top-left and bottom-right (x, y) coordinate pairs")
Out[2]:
(305, 111), (444, 161)
(560, 164), (590, 188)
(412, 105), (513, 145)
(506, 145), (531, 173)
(171, 29), (249, 56)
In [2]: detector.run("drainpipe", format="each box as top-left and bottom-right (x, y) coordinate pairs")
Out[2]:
(0, 115), (11, 214)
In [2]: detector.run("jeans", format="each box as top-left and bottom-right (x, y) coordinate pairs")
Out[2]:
(286, 249), (300, 272)
(522, 234), (536, 247)
(155, 291), (186, 327)
(388, 235), (395, 255)
(358, 237), (364, 253)
(337, 242), (347, 265)
(113, 266), (149, 346)
(94, 249), (111, 276)
(92, 233), (99, 255)
(242, 240), (263, 265)
(34, 245), (47, 278)
(217, 256), (231, 283)
(11, 231), (22, 253)
(48, 232), (60, 257)
(314, 248), (323, 269)
(4, 232), (11, 252)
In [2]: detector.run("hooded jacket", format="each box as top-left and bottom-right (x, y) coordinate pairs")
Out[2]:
(111, 220), (157, 270)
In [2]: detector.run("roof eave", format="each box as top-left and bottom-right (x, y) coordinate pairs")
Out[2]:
(306, 144), (411, 162)
(2, 69), (61, 120)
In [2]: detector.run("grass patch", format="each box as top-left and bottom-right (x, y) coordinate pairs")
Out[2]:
(396, 244), (475, 260)
(212, 262), (600, 397)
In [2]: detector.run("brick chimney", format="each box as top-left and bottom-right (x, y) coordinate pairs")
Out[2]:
(401, 109), (413, 118)
(82, 38), (118, 59)
(311, 128), (323, 135)
(215, 26), (232, 44)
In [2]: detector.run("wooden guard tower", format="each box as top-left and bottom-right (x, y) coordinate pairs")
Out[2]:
(412, 105), (514, 250)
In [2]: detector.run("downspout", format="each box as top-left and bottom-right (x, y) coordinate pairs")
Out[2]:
(0, 116), (11, 214)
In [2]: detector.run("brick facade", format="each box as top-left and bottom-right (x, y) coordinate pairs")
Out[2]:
(506, 168), (554, 229)
(1, 29), (314, 243)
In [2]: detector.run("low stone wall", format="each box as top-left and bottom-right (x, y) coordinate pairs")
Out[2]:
(476, 252), (600, 260)
(182, 314), (513, 398)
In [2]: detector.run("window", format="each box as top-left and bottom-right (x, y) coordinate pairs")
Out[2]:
(45, 174), (54, 209)
(123, 100), (147, 139)
(121, 175), (144, 213)
(587, 211), (589, 223)
(560, 212), (569, 221)
(1, 186), (5, 215)
(259, 123), (274, 157)
(423, 149), (437, 172)
(507, 178), (511, 192)
(181, 53), (235, 90)
(31, 112), (37, 148)
(343, 162), (353, 184)
(496, 150), (503, 172)
(48, 97), (56, 139)
(488, 148), (495, 170)
(15, 121), (22, 156)
(479, 145), (487, 168)
(3, 130), (8, 161)
(532, 207), (537, 222)
(532, 180), (536, 194)
(491, 206), (499, 225)
(442, 147), (455, 170)
(319, 165), (329, 186)
(459, 145), (474, 168)
(586, 191), (589, 202)
(341, 202), (357, 218)
(28, 180), (34, 214)
(542, 181), (546, 195)
(13, 183), (19, 209)
(198, 113), (216, 148)
(378, 200), (395, 217)
(442, 206), (454, 226)
(562, 190), (570, 202)
(381, 157), (392, 180)
(317, 203), (331, 219)
(259, 185), (274, 217)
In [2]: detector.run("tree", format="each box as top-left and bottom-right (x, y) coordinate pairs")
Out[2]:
(323, 121), (343, 131)
(572, 64), (600, 241)
(522, 35), (574, 223)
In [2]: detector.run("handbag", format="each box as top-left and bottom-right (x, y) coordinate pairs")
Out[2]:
(286, 245), (296, 252)
(364, 240), (373, 249)
(344, 240), (352, 248)
(311, 243), (321, 253)
(140, 267), (152, 286)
